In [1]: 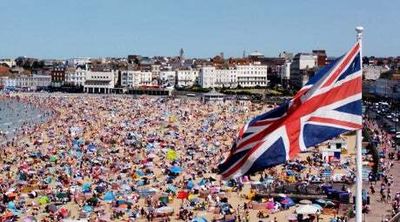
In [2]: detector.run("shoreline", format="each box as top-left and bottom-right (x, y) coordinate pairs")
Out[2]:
(0, 93), (57, 147)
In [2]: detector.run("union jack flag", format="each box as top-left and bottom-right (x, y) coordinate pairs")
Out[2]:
(219, 41), (362, 180)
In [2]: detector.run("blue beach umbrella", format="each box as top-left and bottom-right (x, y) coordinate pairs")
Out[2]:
(192, 216), (208, 222)
(83, 205), (93, 213)
(82, 182), (91, 193)
(187, 180), (194, 189)
(103, 191), (115, 202)
(88, 143), (97, 152)
(170, 166), (182, 174)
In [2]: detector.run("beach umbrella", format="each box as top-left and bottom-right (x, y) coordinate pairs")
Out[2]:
(49, 155), (58, 162)
(170, 166), (182, 174)
(88, 143), (97, 152)
(7, 201), (16, 210)
(295, 204), (321, 215)
(38, 196), (50, 205)
(159, 195), (169, 204)
(166, 149), (178, 161)
(83, 205), (93, 213)
(280, 197), (295, 207)
(103, 191), (115, 202)
(82, 182), (91, 193)
(192, 216), (208, 222)
(167, 184), (177, 193)
(177, 191), (188, 199)
(198, 179), (207, 186)
(187, 180), (194, 189)
(59, 207), (69, 218)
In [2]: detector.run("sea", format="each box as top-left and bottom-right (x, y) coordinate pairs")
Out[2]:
(0, 99), (48, 142)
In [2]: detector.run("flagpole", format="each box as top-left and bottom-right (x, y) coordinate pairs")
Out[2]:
(355, 26), (364, 222)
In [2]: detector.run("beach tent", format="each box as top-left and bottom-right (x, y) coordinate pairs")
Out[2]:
(280, 197), (295, 208)
(103, 191), (115, 202)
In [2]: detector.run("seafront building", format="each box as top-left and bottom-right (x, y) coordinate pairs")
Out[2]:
(83, 70), (117, 94)
(65, 66), (87, 87)
(120, 70), (153, 88)
(0, 74), (51, 90)
(2, 51), (399, 95)
(176, 69), (199, 87)
(199, 62), (268, 88)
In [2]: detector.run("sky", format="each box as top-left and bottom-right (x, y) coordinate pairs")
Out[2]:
(0, 0), (399, 59)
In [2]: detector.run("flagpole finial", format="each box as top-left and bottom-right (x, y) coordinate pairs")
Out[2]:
(355, 26), (364, 40)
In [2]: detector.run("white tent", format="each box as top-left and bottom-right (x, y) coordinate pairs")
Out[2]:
(295, 204), (321, 215)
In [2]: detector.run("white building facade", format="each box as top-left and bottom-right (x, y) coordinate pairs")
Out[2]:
(120, 70), (152, 87)
(84, 70), (117, 93)
(176, 69), (199, 87)
(1, 75), (51, 90)
(160, 70), (176, 85)
(199, 63), (268, 88)
(236, 63), (268, 87)
(65, 67), (87, 86)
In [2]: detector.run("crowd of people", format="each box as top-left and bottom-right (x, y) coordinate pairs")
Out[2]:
(1, 93), (272, 221)
(1, 93), (398, 222)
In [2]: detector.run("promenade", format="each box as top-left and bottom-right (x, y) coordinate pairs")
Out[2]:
(363, 114), (398, 222)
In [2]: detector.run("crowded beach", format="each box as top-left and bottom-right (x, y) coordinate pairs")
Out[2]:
(0, 93), (398, 222)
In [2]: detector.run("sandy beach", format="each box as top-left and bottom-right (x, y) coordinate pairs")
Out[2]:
(0, 93), (386, 222)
